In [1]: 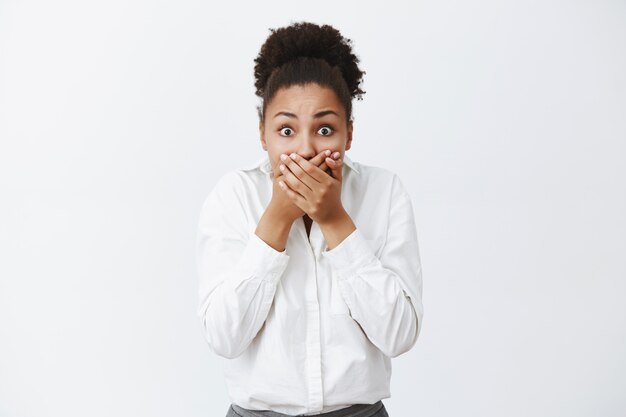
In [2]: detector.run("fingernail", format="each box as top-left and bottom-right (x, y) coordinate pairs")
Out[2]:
(325, 150), (331, 156)
(280, 154), (287, 161)
(279, 164), (285, 171)
(333, 152), (340, 158)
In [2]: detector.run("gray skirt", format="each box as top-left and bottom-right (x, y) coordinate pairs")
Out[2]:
(226, 400), (388, 417)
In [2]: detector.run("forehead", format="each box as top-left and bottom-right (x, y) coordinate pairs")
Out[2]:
(269, 83), (343, 114)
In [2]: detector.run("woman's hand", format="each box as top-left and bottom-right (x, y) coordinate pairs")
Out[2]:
(277, 151), (345, 225)
(269, 149), (338, 225)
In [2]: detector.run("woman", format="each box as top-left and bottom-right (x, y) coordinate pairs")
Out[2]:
(196, 21), (424, 417)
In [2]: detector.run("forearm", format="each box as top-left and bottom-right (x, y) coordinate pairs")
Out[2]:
(333, 261), (419, 358)
(202, 266), (280, 358)
(198, 230), (291, 359)
(322, 226), (424, 358)
(318, 207), (356, 250)
(255, 203), (295, 252)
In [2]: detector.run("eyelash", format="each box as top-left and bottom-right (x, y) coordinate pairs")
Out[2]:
(278, 125), (334, 137)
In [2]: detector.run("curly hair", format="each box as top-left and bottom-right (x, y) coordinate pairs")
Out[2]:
(253, 21), (366, 124)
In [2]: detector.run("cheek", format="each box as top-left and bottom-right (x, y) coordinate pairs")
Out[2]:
(267, 147), (293, 172)
(269, 144), (297, 159)
(327, 137), (346, 152)
(266, 140), (290, 153)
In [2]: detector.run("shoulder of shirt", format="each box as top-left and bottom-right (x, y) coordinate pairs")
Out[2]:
(341, 158), (411, 200)
(201, 169), (250, 210)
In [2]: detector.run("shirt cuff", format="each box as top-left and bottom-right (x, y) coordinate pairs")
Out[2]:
(322, 228), (378, 277)
(236, 231), (291, 286)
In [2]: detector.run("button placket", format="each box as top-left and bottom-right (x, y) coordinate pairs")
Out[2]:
(298, 216), (324, 412)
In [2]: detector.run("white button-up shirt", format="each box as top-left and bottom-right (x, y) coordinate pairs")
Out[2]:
(195, 154), (424, 416)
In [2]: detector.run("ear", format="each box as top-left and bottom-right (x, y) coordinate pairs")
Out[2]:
(345, 120), (353, 151)
(259, 120), (267, 151)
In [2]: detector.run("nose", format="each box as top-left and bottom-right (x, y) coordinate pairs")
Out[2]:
(297, 134), (316, 161)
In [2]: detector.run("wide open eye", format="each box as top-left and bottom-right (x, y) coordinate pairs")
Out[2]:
(279, 126), (295, 136)
(318, 125), (334, 136)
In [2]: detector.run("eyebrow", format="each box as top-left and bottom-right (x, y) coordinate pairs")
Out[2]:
(273, 110), (339, 119)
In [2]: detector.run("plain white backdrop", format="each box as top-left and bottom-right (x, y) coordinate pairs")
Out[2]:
(1, 0), (624, 416)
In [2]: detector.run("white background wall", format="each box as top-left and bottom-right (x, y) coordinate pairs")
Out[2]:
(1, 0), (624, 416)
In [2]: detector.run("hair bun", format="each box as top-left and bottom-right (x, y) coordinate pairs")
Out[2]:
(254, 21), (365, 100)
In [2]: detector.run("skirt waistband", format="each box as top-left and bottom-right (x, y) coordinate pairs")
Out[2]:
(230, 400), (384, 417)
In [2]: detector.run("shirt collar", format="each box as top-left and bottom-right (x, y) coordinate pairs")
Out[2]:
(243, 153), (360, 175)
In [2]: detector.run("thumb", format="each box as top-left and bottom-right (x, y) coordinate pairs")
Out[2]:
(326, 152), (343, 181)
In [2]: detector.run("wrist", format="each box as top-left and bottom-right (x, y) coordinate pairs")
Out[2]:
(264, 202), (297, 229)
(318, 206), (349, 228)
(256, 205), (294, 252)
(319, 208), (356, 251)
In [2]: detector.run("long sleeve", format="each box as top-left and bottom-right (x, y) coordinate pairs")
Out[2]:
(322, 174), (424, 358)
(195, 172), (290, 359)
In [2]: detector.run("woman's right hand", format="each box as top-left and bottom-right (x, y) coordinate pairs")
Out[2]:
(269, 149), (335, 224)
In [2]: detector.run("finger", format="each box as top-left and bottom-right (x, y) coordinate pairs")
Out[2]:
(274, 172), (286, 184)
(318, 151), (340, 175)
(326, 156), (343, 181)
(296, 149), (333, 173)
(280, 153), (318, 190)
(284, 152), (331, 184)
(278, 178), (308, 208)
(309, 149), (332, 167)
(278, 149), (338, 181)
(279, 160), (313, 197)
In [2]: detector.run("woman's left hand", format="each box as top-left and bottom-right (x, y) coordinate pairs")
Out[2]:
(278, 151), (345, 225)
